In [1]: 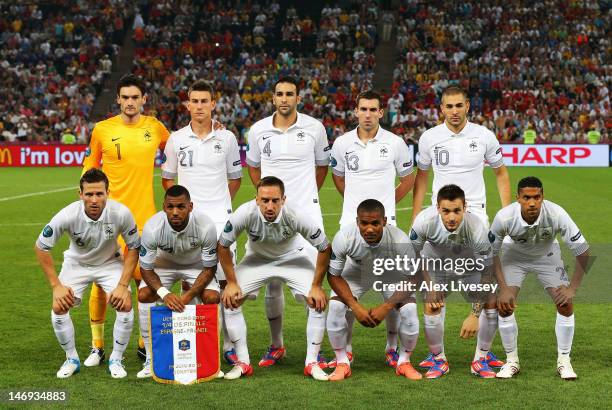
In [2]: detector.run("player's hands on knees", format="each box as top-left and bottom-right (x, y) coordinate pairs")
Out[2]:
(108, 285), (131, 312)
(307, 285), (327, 312)
(222, 282), (242, 309)
(551, 285), (575, 307)
(53, 284), (75, 312)
(459, 313), (479, 339)
(497, 286), (516, 316)
(352, 304), (377, 328)
(163, 293), (185, 312)
(425, 290), (444, 310)
(369, 304), (392, 325)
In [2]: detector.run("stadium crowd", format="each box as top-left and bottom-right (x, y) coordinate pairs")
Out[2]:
(0, 1), (134, 143)
(391, 0), (610, 143)
(0, 1), (608, 144)
(130, 0), (379, 142)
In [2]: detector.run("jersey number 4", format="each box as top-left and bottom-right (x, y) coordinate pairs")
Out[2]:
(263, 140), (272, 157)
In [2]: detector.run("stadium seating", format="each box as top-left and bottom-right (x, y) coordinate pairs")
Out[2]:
(391, 0), (609, 143)
(0, 2), (134, 142)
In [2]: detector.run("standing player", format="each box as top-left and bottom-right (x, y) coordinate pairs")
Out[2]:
(326, 199), (421, 381)
(35, 169), (139, 378)
(412, 85), (510, 370)
(490, 177), (590, 379)
(410, 185), (497, 378)
(329, 90), (415, 367)
(246, 76), (330, 366)
(82, 74), (169, 365)
(136, 185), (220, 378)
(219, 177), (330, 381)
(161, 80), (242, 364)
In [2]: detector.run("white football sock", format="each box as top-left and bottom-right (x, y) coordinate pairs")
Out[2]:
(220, 307), (233, 351)
(305, 306), (326, 365)
(265, 280), (284, 348)
(345, 309), (355, 353)
(474, 308), (498, 361)
(423, 313), (444, 357)
(398, 303), (419, 363)
(498, 313), (519, 362)
(138, 302), (154, 360)
(555, 312), (574, 357)
(51, 311), (78, 360)
(327, 300), (349, 365)
(224, 306), (250, 364)
(110, 309), (133, 361)
(385, 308), (400, 351)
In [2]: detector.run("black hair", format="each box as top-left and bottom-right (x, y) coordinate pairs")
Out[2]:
(357, 199), (385, 217)
(80, 168), (109, 191)
(188, 80), (215, 99)
(116, 74), (146, 96)
(517, 176), (543, 194)
(436, 184), (465, 204)
(257, 176), (285, 196)
(274, 76), (299, 94)
(165, 185), (191, 200)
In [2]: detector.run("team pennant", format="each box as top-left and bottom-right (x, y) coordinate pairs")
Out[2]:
(150, 304), (219, 384)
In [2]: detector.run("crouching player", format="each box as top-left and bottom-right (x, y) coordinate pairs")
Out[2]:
(219, 176), (331, 381)
(326, 199), (421, 381)
(491, 177), (590, 380)
(35, 169), (139, 378)
(410, 184), (499, 378)
(136, 185), (220, 378)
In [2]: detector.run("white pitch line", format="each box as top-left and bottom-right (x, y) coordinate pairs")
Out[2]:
(0, 172), (162, 202)
(0, 222), (47, 227)
(0, 186), (78, 202)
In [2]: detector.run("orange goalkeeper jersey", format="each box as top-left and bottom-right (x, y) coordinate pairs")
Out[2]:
(82, 115), (169, 230)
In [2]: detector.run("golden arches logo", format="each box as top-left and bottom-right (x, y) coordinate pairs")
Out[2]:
(0, 148), (12, 165)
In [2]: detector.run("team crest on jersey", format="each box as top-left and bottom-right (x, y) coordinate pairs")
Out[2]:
(469, 140), (478, 152)
(213, 142), (223, 154)
(42, 225), (53, 238)
(178, 339), (191, 351)
(282, 228), (291, 239)
(189, 237), (199, 248)
(378, 145), (389, 159)
(103, 224), (114, 238)
(295, 131), (306, 144)
(539, 227), (553, 239)
(144, 130), (152, 142)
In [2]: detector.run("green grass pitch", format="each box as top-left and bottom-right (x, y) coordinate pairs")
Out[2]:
(0, 166), (610, 409)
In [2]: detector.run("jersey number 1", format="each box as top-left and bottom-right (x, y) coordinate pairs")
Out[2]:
(115, 143), (121, 160)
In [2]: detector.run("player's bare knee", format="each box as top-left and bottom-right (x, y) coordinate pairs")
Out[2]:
(557, 303), (573, 316)
(201, 290), (220, 304)
(138, 287), (157, 303)
(52, 304), (68, 315)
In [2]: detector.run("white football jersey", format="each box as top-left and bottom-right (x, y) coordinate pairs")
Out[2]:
(246, 112), (330, 224)
(489, 200), (588, 258)
(410, 206), (492, 263)
(218, 200), (329, 260)
(329, 223), (416, 277)
(330, 126), (413, 227)
(139, 210), (218, 271)
(36, 199), (140, 266)
(162, 124), (242, 224)
(417, 121), (504, 209)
